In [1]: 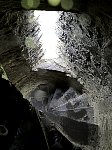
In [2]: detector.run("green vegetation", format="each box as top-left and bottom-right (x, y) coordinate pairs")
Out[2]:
(61, 0), (74, 10)
(21, 0), (40, 9)
(48, 0), (61, 7)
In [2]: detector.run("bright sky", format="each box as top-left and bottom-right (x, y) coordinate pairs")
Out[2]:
(34, 11), (59, 59)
